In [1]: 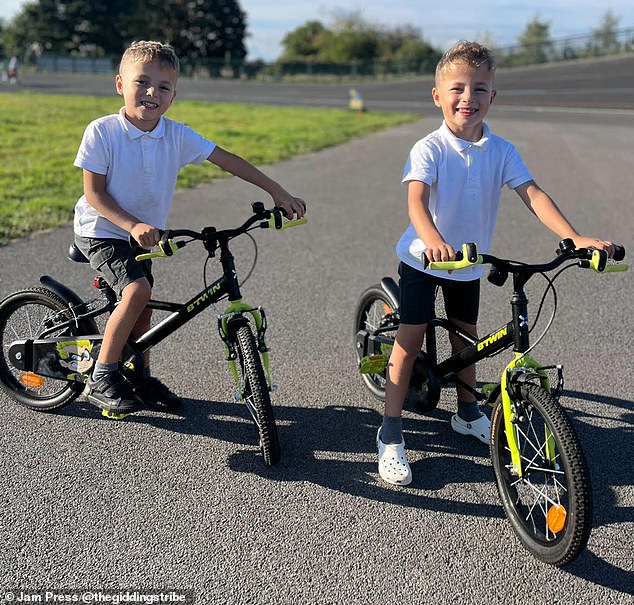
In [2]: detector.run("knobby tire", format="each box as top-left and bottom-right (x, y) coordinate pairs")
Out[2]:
(490, 383), (592, 565)
(236, 324), (280, 465)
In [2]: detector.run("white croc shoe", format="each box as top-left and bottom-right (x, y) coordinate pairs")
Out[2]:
(451, 413), (491, 445)
(377, 428), (412, 486)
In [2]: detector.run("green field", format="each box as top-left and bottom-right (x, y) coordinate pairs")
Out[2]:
(0, 93), (417, 244)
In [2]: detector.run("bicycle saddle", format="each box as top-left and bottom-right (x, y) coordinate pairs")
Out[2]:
(68, 242), (89, 263)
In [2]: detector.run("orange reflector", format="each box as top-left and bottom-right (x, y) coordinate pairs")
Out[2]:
(383, 304), (392, 314)
(20, 372), (45, 388)
(546, 504), (567, 533)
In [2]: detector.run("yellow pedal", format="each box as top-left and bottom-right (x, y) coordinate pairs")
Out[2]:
(359, 354), (388, 374)
(101, 410), (131, 420)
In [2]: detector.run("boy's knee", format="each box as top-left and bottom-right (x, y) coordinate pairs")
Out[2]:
(122, 277), (152, 307)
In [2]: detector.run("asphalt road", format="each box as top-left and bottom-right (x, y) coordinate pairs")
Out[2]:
(0, 58), (633, 603)
(5, 53), (634, 114)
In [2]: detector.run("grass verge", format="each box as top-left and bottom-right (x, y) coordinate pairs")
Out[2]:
(0, 92), (417, 244)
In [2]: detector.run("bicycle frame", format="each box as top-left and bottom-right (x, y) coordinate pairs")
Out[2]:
(8, 232), (271, 395)
(357, 269), (560, 479)
(423, 271), (560, 477)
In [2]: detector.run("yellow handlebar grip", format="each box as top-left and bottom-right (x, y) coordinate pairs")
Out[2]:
(428, 244), (483, 271)
(268, 216), (307, 230)
(602, 263), (629, 273)
(589, 249), (629, 273)
(280, 217), (307, 230)
(134, 239), (180, 261)
(135, 251), (164, 261)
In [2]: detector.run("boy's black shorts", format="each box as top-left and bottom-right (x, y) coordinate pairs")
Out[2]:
(398, 262), (480, 326)
(74, 236), (154, 295)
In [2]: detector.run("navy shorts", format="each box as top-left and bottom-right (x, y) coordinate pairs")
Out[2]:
(398, 262), (480, 325)
(74, 236), (153, 295)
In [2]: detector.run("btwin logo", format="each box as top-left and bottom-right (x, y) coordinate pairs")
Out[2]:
(477, 327), (508, 351)
(187, 283), (222, 313)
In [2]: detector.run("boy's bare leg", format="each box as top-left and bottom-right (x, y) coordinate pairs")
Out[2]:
(384, 323), (426, 421)
(97, 278), (151, 365)
(448, 318), (490, 443)
(131, 306), (152, 370)
(378, 322), (425, 485)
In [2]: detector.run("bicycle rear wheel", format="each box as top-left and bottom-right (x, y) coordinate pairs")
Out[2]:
(354, 286), (398, 399)
(490, 383), (592, 565)
(0, 288), (84, 410)
(235, 324), (280, 465)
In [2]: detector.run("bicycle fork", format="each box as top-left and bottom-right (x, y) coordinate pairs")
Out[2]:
(217, 300), (273, 399)
(499, 352), (564, 478)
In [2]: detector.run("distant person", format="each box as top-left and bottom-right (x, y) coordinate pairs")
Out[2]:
(376, 40), (616, 486)
(73, 40), (306, 416)
(8, 56), (19, 84)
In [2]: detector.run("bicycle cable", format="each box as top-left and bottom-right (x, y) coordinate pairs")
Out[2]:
(238, 232), (258, 287)
(520, 262), (577, 360)
(200, 230), (259, 296)
(529, 271), (556, 334)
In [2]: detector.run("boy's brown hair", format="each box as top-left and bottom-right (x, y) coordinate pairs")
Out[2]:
(435, 41), (496, 82)
(120, 40), (180, 74)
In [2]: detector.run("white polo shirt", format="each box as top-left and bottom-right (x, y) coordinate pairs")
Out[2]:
(74, 107), (216, 240)
(397, 121), (533, 281)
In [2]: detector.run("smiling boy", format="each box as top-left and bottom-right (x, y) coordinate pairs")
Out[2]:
(74, 41), (305, 416)
(376, 41), (613, 486)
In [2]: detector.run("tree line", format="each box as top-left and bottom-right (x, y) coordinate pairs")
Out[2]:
(0, 3), (628, 77)
(0, 0), (247, 65)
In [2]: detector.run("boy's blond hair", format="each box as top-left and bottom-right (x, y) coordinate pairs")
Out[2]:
(435, 41), (496, 82)
(120, 40), (180, 74)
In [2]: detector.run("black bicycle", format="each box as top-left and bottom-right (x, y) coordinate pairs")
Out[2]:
(0, 202), (306, 466)
(354, 239), (627, 565)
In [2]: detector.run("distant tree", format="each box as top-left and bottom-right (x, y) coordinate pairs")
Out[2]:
(64, 0), (132, 55)
(280, 12), (439, 72)
(1, 0), (247, 66)
(281, 20), (326, 58)
(591, 10), (621, 55)
(129, 0), (247, 63)
(516, 15), (552, 65)
(2, 0), (131, 56)
(1, 1), (68, 58)
(318, 12), (380, 62)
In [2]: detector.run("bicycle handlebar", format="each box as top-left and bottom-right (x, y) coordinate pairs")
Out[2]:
(132, 203), (306, 261)
(424, 240), (627, 275)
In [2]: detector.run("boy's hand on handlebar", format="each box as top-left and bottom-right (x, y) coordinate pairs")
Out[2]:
(130, 222), (161, 249)
(571, 236), (615, 257)
(272, 191), (307, 219)
(424, 242), (456, 263)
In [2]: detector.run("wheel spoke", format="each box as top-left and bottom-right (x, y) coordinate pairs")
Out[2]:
(491, 384), (591, 565)
(0, 290), (82, 408)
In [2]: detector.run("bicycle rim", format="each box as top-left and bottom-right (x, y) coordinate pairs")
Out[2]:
(490, 383), (592, 565)
(354, 286), (397, 399)
(0, 288), (83, 410)
(235, 324), (280, 465)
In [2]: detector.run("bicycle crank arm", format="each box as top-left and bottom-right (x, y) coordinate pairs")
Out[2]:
(8, 335), (103, 383)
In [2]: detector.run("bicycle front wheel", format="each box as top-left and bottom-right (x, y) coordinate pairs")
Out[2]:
(491, 383), (592, 565)
(0, 288), (84, 410)
(235, 324), (280, 466)
(354, 286), (398, 400)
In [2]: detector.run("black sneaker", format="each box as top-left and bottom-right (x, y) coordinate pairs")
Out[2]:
(134, 376), (182, 410)
(86, 371), (143, 415)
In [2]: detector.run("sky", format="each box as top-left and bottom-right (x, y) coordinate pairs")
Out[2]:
(0, 0), (632, 61)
